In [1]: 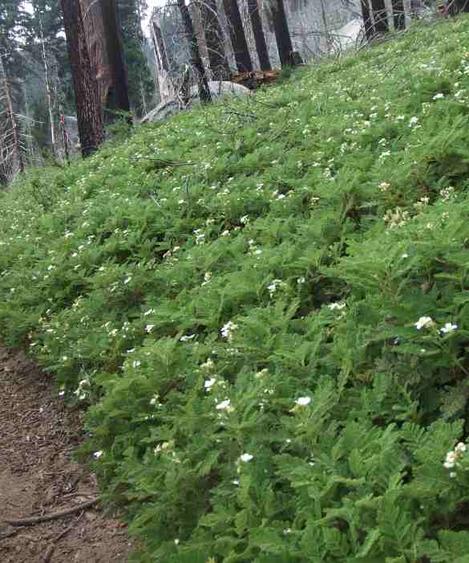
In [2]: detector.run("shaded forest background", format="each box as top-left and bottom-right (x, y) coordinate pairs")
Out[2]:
(1, 0), (467, 183)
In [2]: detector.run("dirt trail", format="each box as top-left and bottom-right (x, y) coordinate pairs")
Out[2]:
(0, 346), (132, 562)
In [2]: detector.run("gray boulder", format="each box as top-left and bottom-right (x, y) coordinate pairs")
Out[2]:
(141, 81), (251, 124)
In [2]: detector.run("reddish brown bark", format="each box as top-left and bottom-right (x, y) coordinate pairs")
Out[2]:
(61, 0), (104, 156)
(80, 0), (130, 119)
(99, 0), (131, 118)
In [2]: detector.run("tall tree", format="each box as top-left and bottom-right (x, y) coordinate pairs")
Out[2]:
(177, 0), (212, 103)
(370, 0), (388, 34)
(37, 13), (57, 156)
(60, 0), (104, 156)
(223, 0), (253, 73)
(0, 51), (24, 179)
(360, 0), (374, 40)
(199, 0), (230, 80)
(247, 0), (271, 70)
(271, 0), (294, 67)
(391, 0), (405, 30)
(99, 0), (131, 119)
(117, 0), (154, 115)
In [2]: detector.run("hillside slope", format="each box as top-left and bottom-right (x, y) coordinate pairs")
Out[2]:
(1, 17), (469, 562)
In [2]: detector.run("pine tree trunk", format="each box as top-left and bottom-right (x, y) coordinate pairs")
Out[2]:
(271, 0), (294, 67)
(177, 0), (212, 103)
(99, 0), (131, 120)
(200, 0), (231, 79)
(391, 0), (406, 30)
(60, 0), (104, 157)
(0, 51), (24, 175)
(223, 0), (253, 72)
(247, 0), (271, 70)
(370, 0), (389, 34)
(361, 0), (374, 40)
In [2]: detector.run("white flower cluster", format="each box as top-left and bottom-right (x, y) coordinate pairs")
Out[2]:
(439, 186), (455, 201)
(328, 302), (346, 311)
(221, 321), (238, 341)
(443, 442), (466, 476)
(414, 316), (435, 330)
(295, 396), (312, 407)
(73, 378), (90, 401)
(215, 398), (233, 412)
(204, 377), (217, 391)
(248, 239), (262, 256)
(383, 207), (409, 229)
(414, 316), (458, 333)
(267, 279), (286, 297)
(413, 196), (430, 211)
(194, 229), (205, 245)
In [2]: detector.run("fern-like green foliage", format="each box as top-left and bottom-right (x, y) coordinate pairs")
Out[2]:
(1, 16), (469, 562)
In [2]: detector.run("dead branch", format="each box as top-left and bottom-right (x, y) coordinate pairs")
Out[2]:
(4, 498), (98, 527)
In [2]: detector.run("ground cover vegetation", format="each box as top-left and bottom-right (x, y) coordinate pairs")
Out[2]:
(0, 16), (468, 562)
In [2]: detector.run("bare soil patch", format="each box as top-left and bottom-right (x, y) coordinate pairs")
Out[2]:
(0, 346), (132, 562)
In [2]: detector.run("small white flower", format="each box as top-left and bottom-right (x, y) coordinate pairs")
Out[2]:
(149, 394), (160, 406)
(440, 322), (458, 335)
(455, 442), (466, 454)
(283, 528), (292, 535)
(221, 229), (230, 237)
(414, 316), (435, 330)
(240, 215), (249, 224)
(295, 396), (312, 407)
(267, 279), (285, 297)
(180, 334), (195, 342)
(409, 116), (419, 127)
(145, 324), (155, 333)
(239, 453), (254, 462)
(328, 302), (346, 311)
(221, 321), (238, 341)
(433, 93), (444, 100)
(379, 181), (390, 192)
(93, 450), (103, 459)
(201, 358), (215, 371)
(204, 377), (217, 391)
(216, 399), (232, 411)
(174, 539), (180, 546)
(232, 479), (240, 486)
